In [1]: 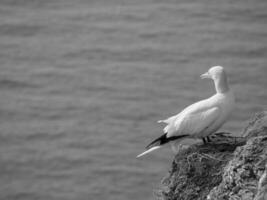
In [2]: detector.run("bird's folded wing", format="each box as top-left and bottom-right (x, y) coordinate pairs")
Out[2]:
(158, 115), (177, 124)
(167, 106), (221, 137)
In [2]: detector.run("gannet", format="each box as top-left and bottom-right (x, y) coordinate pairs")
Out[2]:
(137, 66), (235, 158)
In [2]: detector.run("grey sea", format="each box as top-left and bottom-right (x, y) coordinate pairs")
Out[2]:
(0, 0), (267, 199)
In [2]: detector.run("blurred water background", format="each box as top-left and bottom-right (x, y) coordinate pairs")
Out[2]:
(0, 0), (267, 199)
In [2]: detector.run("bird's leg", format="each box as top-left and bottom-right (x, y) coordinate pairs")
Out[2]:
(202, 136), (211, 144)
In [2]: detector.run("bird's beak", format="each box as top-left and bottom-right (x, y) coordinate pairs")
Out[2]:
(200, 72), (211, 79)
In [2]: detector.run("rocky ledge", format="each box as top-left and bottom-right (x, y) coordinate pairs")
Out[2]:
(156, 112), (267, 200)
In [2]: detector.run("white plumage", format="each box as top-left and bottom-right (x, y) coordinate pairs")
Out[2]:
(137, 66), (235, 158)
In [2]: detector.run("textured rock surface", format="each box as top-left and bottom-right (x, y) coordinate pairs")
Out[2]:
(157, 112), (267, 200)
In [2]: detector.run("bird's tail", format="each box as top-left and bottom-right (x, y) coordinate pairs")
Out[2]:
(136, 146), (162, 158)
(136, 133), (189, 158)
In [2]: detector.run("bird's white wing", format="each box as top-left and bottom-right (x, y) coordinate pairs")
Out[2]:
(167, 106), (221, 138)
(158, 115), (177, 124)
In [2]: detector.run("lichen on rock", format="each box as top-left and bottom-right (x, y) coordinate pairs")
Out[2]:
(208, 136), (267, 200)
(157, 112), (267, 200)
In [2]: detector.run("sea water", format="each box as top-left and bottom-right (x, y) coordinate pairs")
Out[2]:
(0, 0), (267, 199)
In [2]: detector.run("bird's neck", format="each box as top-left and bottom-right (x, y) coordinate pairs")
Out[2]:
(214, 73), (229, 94)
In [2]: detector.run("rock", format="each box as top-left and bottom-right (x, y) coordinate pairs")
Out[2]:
(254, 163), (267, 200)
(242, 111), (267, 138)
(156, 112), (267, 200)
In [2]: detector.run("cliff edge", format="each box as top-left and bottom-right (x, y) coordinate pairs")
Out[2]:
(156, 112), (267, 200)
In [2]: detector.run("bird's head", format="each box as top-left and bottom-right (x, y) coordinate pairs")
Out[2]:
(200, 66), (225, 81)
(200, 66), (229, 93)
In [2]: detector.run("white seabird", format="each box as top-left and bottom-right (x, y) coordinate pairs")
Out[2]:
(137, 66), (235, 158)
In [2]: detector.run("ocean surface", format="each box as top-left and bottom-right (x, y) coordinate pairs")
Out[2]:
(0, 0), (267, 199)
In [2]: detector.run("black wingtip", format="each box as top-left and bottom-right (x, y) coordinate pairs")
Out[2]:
(146, 133), (167, 149)
(146, 134), (190, 149)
